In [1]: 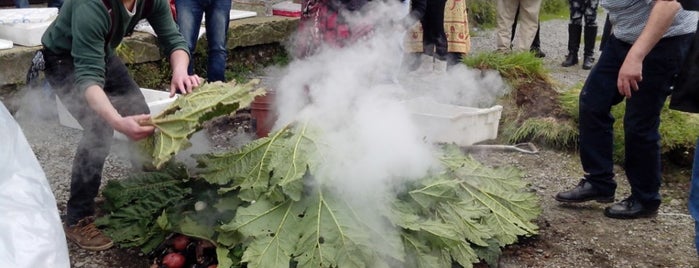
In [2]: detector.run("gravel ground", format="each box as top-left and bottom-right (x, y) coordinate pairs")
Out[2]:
(8, 14), (699, 268)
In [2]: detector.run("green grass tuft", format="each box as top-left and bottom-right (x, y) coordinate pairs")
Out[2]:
(463, 51), (548, 82)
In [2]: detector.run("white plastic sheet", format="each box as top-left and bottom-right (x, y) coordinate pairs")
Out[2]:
(0, 102), (70, 268)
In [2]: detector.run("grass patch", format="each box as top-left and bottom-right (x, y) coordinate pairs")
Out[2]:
(463, 51), (548, 83)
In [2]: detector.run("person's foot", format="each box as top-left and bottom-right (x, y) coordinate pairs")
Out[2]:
(582, 56), (595, 70)
(63, 217), (114, 251)
(530, 47), (546, 58)
(561, 53), (578, 67)
(554, 179), (614, 203)
(604, 197), (659, 219)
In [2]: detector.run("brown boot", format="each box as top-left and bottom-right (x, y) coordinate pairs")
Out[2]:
(64, 217), (114, 251)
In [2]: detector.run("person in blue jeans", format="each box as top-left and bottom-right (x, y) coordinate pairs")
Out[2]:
(14, 0), (28, 8)
(669, 0), (699, 257)
(175, 0), (231, 82)
(554, 0), (696, 219)
(690, 150), (699, 255)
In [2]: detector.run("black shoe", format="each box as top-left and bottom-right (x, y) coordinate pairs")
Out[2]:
(582, 56), (595, 70)
(604, 197), (658, 219)
(561, 53), (578, 67)
(554, 179), (614, 203)
(531, 47), (546, 58)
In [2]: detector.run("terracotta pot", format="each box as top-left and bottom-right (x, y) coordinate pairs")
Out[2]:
(250, 91), (276, 138)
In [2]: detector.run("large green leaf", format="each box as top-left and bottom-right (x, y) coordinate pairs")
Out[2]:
(95, 163), (191, 252)
(146, 80), (265, 168)
(195, 124), (316, 202)
(220, 187), (405, 268)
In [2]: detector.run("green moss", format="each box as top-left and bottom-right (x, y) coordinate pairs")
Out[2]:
(127, 59), (172, 90)
(127, 43), (289, 86)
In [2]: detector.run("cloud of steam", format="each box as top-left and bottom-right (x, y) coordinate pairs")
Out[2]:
(269, 1), (507, 200)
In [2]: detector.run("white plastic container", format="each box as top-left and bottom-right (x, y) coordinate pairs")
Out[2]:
(404, 98), (503, 146)
(0, 8), (58, 47)
(0, 39), (12, 50)
(56, 88), (177, 140)
(272, 1), (301, 17)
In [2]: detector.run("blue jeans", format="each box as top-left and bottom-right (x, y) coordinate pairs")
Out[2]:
(691, 137), (699, 255)
(48, 0), (64, 9)
(14, 0), (28, 8)
(175, 0), (231, 82)
(579, 34), (693, 208)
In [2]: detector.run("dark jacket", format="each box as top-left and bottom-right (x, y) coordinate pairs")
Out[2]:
(669, 0), (699, 113)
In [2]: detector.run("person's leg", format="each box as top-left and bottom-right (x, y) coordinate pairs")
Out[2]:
(557, 36), (627, 203)
(14, 0), (28, 8)
(203, 0), (231, 82)
(513, 0), (542, 51)
(175, 0), (205, 76)
(562, 0), (583, 67)
(691, 137), (699, 256)
(599, 14), (612, 52)
(496, 0), (519, 51)
(620, 34), (693, 213)
(529, 20), (546, 57)
(43, 52), (107, 227)
(511, 3), (520, 44)
(422, 0), (447, 60)
(581, 0), (599, 70)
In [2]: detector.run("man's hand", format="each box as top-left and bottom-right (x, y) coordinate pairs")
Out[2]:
(616, 0), (681, 98)
(113, 114), (155, 141)
(617, 54), (643, 98)
(170, 70), (201, 97)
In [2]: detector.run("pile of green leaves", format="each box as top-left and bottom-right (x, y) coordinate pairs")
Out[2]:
(97, 82), (541, 267)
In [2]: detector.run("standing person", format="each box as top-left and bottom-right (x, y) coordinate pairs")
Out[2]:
(175, 0), (231, 82)
(511, 14), (546, 57)
(554, 0), (696, 219)
(41, 0), (200, 250)
(668, 0), (699, 256)
(405, 0), (471, 67)
(496, 0), (543, 52)
(404, 0), (448, 73)
(561, 0), (600, 69)
(294, 0), (370, 58)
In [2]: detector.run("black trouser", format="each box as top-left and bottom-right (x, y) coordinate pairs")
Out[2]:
(579, 34), (694, 208)
(411, 0), (448, 60)
(43, 51), (149, 225)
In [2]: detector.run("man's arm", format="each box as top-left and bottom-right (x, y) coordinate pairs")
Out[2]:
(84, 85), (155, 140)
(168, 49), (201, 97)
(618, 0), (682, 98)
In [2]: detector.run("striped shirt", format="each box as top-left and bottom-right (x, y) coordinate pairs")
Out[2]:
(600, 0), (697, 44)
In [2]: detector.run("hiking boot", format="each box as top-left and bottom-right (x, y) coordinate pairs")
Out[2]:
(64, 217), (113, 251)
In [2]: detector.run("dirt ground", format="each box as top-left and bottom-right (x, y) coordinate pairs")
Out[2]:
(13, 20), (699, 268)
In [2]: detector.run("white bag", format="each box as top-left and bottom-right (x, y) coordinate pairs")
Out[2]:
(0, 102), (69, 268)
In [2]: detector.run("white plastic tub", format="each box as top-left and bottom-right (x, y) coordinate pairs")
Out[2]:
(56, 88), (177, 140)
(404, 98), (503, 146)
(0, 8), (58, 47)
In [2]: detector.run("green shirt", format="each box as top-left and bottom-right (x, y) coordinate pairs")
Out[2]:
(41, 0), (189, 94)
